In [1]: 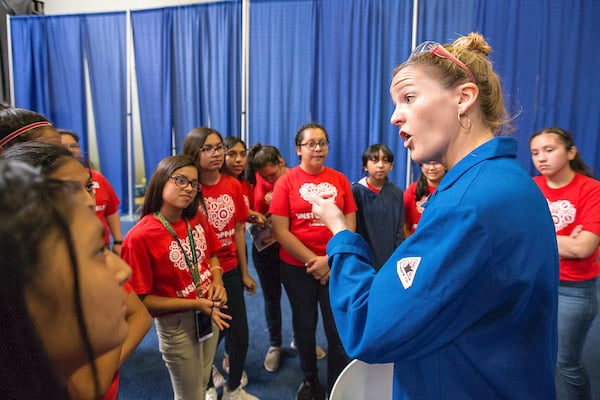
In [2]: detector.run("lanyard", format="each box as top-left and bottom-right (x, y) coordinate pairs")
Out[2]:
(154, 212), (202, 296)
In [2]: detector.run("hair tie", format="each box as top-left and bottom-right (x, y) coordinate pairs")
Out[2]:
(0, 121), (54, 148)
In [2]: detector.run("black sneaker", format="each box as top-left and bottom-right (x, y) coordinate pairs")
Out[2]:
(296, 379), (325, 400)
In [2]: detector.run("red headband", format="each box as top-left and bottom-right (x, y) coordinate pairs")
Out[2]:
(0, 121), (54, 148)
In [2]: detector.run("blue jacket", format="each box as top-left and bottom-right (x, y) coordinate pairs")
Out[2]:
(327, 137), (558, 399)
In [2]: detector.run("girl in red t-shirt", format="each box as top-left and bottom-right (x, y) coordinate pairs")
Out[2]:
(3, 140), (151, 400)
(122, 155), (230, 400)
(183, 128), (259, 400)
(403, 161), (445, 236)
(270, 122), (357, 399)
(530, 127), (600, 399)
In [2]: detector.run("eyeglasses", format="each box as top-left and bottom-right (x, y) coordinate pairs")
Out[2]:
(411, 41), (476, 84)
(170, 175), (200, 190)
(421, 161), (443, 168)
(200, 144), (225, 155)
(300, 140), (329, 151)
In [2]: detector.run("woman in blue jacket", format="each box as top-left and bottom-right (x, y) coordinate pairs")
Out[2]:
(311, 32), (559, 399)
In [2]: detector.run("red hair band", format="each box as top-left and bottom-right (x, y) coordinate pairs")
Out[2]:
(0, 121), (54, 148)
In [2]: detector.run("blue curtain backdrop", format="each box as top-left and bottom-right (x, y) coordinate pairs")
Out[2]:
(249, 0), (413, 184)
(9, 0), (600, 197)
(10, 17), (50, 114)
(415, 0), (600, 180)
(196, 2), (241, 139)
(11, 15), (87, 151)
(83, 12), (129, 213)
(131, 1), (241, 180)
(131, 8), (173, 180)
(10, 12), (131, 213)
(248, 0), (315, 164)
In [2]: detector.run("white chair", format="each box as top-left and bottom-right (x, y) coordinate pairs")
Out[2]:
(329, 359), (394, 400)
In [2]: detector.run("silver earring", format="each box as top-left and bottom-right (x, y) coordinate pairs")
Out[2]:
(457, 112), (471, 130)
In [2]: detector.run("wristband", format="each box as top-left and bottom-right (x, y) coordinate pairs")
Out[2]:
(113, 240), (123, 245)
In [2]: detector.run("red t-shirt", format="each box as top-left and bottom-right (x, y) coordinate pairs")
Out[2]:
(121, 212), (221, 314)
(534, 173), (600, 281)
(403, 181), (436, 235)
(253, 173), (274, 215)
(239, 179), (254, 212)
(201, 174), (249, 272)
(269, 166), (357, 266)
(91, 170), (120, 245)
(103, 370), (119, 400)
(103, 284), (134, 400)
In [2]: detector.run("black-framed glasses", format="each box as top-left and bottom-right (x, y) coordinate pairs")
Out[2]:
(411, 41), (476, 84)
(300, 140), (329, 151)
(200, 144), (225, 155)
(170, 175), (200, 190)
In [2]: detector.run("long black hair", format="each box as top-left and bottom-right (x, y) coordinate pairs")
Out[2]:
(2, 141), (77, 175)
(221, 136), (247, 180)
(245, 143), (284, 185)
(529, 127), (594, 178)
(182, 126), (223, 164)
(0, 105), (54, 150)
(142, 155), (203, 218)
(0, 159), (93, 399)
(415, 172), (431, 201)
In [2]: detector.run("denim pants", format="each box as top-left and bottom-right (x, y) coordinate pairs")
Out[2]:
(557, 278), (598, 400)
(155, 311), (219, 400)
(252, 243), (283, 347)
(280, 261), (350, 393)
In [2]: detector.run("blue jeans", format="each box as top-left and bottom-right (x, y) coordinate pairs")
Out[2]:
(557, 278), (598, 400)
(280, 261), (350, 394)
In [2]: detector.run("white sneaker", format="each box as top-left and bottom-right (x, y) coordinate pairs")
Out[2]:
(221, 355), (248, 388)
(290, 339), (327, 360)
(206, 387), (218, 400)
(238, 371), (248, 388)
(222, 385), (260, 400)
(222, 354), (229, 372)
(212, 364), (225, 389)
(315, 344), (326, 360)
(264, 346), (282, 372)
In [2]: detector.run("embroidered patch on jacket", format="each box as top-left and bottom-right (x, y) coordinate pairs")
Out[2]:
(396, 257), (421, 289)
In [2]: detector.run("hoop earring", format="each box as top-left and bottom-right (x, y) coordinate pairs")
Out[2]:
(457, 112), (471, 130)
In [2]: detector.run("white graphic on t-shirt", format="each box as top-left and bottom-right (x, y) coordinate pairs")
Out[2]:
(416, 195), (429, 214)
(168, 226), (208, 272)
(299, 182), (338, 203)
(265, 191), (272, 205)
(205, 194), (235, 232)
(397, 257), (421, 289)
(546, 199), (576, 232)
